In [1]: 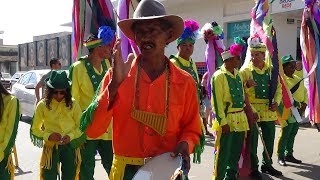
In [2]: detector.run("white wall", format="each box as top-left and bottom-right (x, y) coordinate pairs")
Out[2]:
(163, 0), (224, 62)
(272, 14), (299, 59)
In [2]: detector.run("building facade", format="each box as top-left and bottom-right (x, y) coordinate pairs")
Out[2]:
(161, 0), (304, 73)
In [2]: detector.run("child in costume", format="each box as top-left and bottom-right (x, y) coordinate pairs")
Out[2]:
(80, 0), (203, 179)
(211, 41), (249, 180)
(277, 55), (307, 166)
(240, 35), (283, 178)
(30, 70), (83, 180)
(0, 81), (20, 180)
(69, 22), (116, 180)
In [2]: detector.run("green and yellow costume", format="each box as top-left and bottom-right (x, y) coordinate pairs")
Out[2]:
(211, 65), (249, 180)
(0, 95), (20, 180)
(69, 57), (113, 180)
(240, 61), (282, 170)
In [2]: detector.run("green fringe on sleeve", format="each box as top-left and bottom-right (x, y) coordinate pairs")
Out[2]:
(30, 131), (44, 148)
(29, 102), (45, 148)
(193, 131), (205, 164)
(3, 99), (21, 156)
(29, 114), (44, 148)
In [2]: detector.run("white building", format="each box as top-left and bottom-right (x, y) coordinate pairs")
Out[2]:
(162, 0), (304, 74)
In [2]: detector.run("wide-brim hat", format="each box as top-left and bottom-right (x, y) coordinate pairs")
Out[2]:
(46, 70), (72, 89)
(118, 0), (184, 43)
(281, 54), (296, 65)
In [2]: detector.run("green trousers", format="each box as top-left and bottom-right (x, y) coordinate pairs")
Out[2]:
(277, 121), (299, 158)
(41, 144), (77, 180)
(79, 140), (113, 180)
(0, 156), (11, 180)
(250, 121), (275, 170)
(214, 131), (245, 180)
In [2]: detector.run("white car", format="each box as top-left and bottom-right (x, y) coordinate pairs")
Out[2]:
(11, 69), (50, 117)
(11, 71), (26, 86)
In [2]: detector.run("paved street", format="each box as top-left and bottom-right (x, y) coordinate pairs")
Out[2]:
(13, 116), (320, 180)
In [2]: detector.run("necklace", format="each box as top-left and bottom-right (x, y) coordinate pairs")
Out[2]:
(131, 60), (170, 136)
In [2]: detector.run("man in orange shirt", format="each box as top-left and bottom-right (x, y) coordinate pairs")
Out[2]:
(79, 0), (202, 179)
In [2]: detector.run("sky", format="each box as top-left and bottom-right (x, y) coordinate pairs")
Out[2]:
(0, 0), (73, 45)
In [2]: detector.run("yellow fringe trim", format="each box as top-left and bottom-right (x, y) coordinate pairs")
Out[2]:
(6, 154), (15, 180)
(40, 141), (57, 170)
(74, 148), (82, 180)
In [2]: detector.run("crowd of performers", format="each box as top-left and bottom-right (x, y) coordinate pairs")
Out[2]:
(0, 0), (319, 180)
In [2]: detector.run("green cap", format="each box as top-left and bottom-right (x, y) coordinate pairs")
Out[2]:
(281, 54), (296, 65)
(46, 70), (71, 89)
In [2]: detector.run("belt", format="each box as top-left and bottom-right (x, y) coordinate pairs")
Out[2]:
(227, 109), (244, 114)
(113, 154), (152, 166)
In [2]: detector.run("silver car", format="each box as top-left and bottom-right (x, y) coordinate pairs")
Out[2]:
(11, 69), (50, 117)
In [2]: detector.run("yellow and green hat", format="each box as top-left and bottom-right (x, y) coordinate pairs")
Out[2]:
(248, 34), (266, 52)
(281, 54), (296, 65)
(83, 25), (116, 49)
(46, 70), (72, 89)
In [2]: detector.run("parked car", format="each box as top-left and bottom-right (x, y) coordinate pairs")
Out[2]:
(0, 72), (12, 90)
(11, 69), (50, 117)
(11, 71), (26, 86)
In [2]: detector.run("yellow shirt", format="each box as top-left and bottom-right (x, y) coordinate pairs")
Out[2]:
(240, 62), (282, 121)
(284, 74), (308, 104)
(211, 65), (249, 132)
(70, 59), (112, 140)
(0, 95), (20, 162)
(170, 55), (200, 83)
(294, 70), (303, 79)
(31, 99), (83, 141)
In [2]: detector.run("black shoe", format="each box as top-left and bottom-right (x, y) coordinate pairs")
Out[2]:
(249, 170), (263, 180)
(285, 155), (302, 164)
(261, 165), (283, 176)
(278, 158), (287, 166)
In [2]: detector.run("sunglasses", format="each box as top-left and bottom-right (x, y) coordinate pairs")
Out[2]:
(53, 90), (66, 95)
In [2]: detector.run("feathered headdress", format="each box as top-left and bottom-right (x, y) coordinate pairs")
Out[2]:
(221, 37), (245, 61)
(83, 23), (116, 49)
(201, 21), (224, 43)
(176, 19), (200, 45)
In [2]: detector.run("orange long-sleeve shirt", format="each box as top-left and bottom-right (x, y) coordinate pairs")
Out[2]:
(86, 57), (201, 158)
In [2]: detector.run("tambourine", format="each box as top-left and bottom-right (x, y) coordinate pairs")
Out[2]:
(133, 152), (186, 180)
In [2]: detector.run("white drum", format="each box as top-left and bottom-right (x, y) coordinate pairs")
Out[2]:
(133, 152), (183, 180)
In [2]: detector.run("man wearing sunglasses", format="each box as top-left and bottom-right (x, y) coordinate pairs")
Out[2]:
(35, 57), (62, 104)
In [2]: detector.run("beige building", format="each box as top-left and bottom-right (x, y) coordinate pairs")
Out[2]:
(0, 31), (18, 74)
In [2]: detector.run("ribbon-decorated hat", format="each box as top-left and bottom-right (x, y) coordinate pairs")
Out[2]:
(176, 19), (200, 45)
(248, 34), (266, 52)
(46, 70), (72, 89)
(221, 37), (246, 61)
(83, 19), (116, 49)
(281, 54), (296, 65)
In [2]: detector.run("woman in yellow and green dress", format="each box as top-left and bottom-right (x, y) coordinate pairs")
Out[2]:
(30, 70), (84, 180)
(0, 81), (20, 180)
